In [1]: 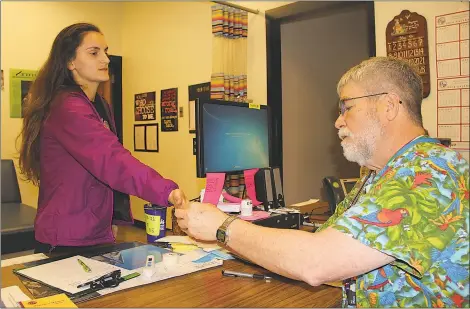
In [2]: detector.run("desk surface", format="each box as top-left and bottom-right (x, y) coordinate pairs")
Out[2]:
(1, 203), (36, 234)
(1, 226), (342, 308)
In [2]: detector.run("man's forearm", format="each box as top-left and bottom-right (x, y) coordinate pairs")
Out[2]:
(225, 219), (328, 286)
(224, 220), (394, 286)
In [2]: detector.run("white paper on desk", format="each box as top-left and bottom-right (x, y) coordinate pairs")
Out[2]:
(1, 253), (48, 268)
(1, 286), (31, 308)
(16, 255), (121, 295)
(291, 199), (320, 207)
(97, 253), (223, 297)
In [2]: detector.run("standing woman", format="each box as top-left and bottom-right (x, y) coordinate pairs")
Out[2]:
(18, 23), (186, 253)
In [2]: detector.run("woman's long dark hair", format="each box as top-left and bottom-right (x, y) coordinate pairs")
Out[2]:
(18, 23), (101, 185)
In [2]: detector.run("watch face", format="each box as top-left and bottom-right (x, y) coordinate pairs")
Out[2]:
(216, 229), (225, 242)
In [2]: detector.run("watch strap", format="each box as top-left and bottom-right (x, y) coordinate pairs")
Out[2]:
(217, 215), (238, 244)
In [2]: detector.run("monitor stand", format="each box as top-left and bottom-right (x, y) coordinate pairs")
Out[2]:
(203, 169), (263, 207)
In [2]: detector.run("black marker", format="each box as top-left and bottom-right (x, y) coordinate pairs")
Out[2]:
(222, 270), (272, 280)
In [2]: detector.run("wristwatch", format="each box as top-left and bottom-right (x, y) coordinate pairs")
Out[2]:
(216, 215), (238, 245)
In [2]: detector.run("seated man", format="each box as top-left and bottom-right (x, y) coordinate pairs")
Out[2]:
(175, 57), (469, 308)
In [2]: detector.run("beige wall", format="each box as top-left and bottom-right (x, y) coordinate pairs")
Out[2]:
(0, 2), (288, 220)
(375, 1), (470, 161)
(121, 1), (286, 221)
(1, 1), (125, 207)
(229, 1), (293, 12)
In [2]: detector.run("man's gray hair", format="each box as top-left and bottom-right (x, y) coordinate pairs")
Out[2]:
(337, 57), (424, 126)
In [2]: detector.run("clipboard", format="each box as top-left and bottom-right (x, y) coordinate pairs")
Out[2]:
(13, 255), (139, 301)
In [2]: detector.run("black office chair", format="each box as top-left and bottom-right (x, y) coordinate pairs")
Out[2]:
(322, 176), (346, 214)
(1, 159), (37, 254)
(1, 159), (22, 205)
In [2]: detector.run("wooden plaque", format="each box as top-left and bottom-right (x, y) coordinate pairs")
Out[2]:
(386, 10), (430, 98)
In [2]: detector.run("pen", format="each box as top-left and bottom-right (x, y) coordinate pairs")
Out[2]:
(154, 241), (173, 249)
(77, 258), (92, 273)
(222, 270), (272, 280)
(76, 270), (121, 288)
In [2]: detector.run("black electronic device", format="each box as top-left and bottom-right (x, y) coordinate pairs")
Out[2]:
(272, 167), (285, 208)
(322, 177), (358, 214)
(253, 212), (301, 230)
(255, 167), (275, 211)
(437, 137), (451, 147)
(254, 166), (285, 211)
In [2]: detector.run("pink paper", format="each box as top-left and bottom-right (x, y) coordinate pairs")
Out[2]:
(203, 173), (225, 205)
(238, 210), (271, 221)
(222, 191), (242, 203)
(243, 169), (263, 206)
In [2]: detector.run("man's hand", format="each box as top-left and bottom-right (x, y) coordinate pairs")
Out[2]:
(175, 202), (228, 241)
(168, 189), (188, 209)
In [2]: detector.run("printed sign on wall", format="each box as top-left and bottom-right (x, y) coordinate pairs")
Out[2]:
(161, 88), (178, 132)
(134, 91), (156, 121)
(9, 69), (38, 118)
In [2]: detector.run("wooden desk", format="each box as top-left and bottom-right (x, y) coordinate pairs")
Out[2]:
(1, 226), (342, 308)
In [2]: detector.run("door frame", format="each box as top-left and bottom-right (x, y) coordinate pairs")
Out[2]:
(109, 55), (123, 144)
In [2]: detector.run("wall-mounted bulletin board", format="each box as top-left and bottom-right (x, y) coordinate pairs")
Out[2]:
(386, 10), (431, 98)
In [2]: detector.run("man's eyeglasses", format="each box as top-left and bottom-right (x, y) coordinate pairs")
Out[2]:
(338, 92), (402, 116)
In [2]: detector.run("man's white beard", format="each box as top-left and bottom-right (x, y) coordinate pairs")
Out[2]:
(338, 116), (383, 166)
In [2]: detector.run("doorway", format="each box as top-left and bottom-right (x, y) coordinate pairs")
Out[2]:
(266, 2), (376, 205)
(97, 55), (123, 144)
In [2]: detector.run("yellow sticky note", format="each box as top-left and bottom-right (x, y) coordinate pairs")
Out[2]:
(19, 293), (77, 308)
(171, 244), (198, 253)
(248, 103), (260, 109)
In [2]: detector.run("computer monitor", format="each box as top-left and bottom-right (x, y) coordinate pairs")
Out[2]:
(196, 99), (271, 178)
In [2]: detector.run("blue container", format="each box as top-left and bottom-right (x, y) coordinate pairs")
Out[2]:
(144, 204), (167, 243)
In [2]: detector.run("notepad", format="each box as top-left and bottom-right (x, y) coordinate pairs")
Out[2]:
(1, 285), (31, 307)
(15, 256), (121, 294)
(19, 293), (77, 308)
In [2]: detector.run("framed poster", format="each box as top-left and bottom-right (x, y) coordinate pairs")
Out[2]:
(134, 124), (159, 152)
(9, 69), (38, 118)
(134, 91), (156, 121)
(161, 88), (178, 132)
(134, 124), (146, 151)
(145, 124), (159, 152)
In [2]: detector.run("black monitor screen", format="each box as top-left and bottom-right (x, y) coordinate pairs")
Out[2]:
(196, 100), (270, 177)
